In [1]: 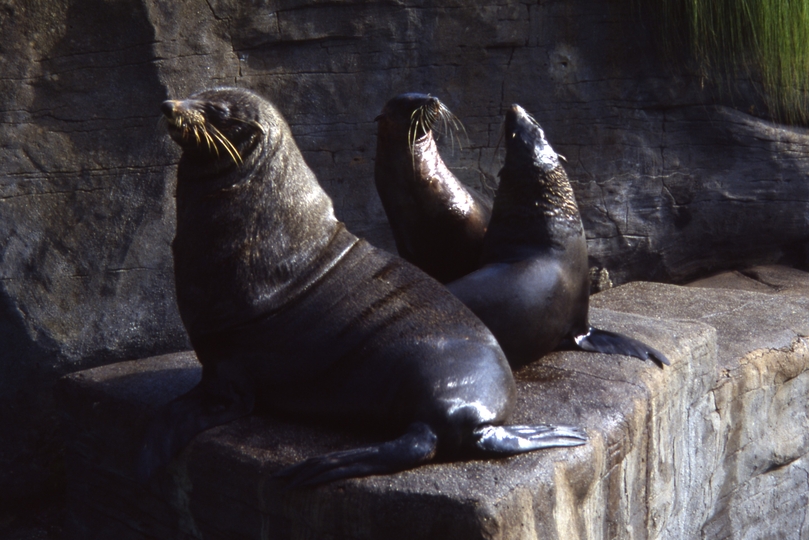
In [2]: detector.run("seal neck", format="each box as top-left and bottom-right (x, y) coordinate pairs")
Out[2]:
(173, 123), (341, 335)
(482, 164), (583, 262)
(411, 133), (479, 216)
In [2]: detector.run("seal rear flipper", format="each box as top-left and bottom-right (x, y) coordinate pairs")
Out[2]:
(473, 424), (587, 455)
(273, 422), (438, 489)
(573, 326), (670, 368)
(136, 383), (255, 483)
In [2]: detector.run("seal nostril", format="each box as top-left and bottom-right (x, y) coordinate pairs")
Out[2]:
(161, 101), (175, 118)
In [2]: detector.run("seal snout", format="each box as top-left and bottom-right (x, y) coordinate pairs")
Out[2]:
(161, 99), (203, 126)
(161, 100), (191, 130)
(504, 104), (559, 171)
(160, 94), (245, 165)
(379, 93), (439, 124)
(161, 100), (177, 119)
(505, 104), (539, 137)
(397, 92), (434, 108)
(508, 103), (526, 117)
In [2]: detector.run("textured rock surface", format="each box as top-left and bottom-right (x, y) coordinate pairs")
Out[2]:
(57, 269), (809, 539)
(591, 273), (809, 539)
(687, 264), (809, 295)
(0, 0), (191, 509)
(3, 0), (809, 516)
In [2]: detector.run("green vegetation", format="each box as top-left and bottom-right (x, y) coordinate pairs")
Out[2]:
(661, 0), (809, 125)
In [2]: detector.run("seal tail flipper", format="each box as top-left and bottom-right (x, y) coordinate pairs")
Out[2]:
(273, 422), (438, 489)
(574, 326), (670, 368)
(473, 424), (587, 454)
(136, 382), (254, 483)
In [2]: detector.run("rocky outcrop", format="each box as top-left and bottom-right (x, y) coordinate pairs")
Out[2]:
(2, 0), (808, 514)
(0, 0), (189, 506)
(56, 266), (809, 539)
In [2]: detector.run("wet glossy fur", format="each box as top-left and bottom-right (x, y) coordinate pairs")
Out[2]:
(138, 89), (586, 487)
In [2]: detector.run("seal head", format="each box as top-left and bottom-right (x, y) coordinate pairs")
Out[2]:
(162, 91), (263, 173)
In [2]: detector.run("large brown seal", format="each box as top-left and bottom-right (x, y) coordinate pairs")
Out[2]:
(137, 88), (586, 488)
(448, 105), (669, 369)
(374, 93), (492, 283)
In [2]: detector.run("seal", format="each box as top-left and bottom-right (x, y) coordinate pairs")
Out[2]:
(137, 88), (586, 488)
(374, 93), (492, 283)
(447, 105), (669, 369)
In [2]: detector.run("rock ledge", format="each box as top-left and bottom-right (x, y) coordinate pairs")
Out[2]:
(57, 266), (809, 539)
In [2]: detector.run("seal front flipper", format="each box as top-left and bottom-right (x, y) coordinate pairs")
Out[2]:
(274, 422), (438, 489)
(474, 424), (587, 454)
(136, 382), (255, 483)
(572, 327), (670, 368)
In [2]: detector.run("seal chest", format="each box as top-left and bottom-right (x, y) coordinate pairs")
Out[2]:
(138, 88), (586, 488)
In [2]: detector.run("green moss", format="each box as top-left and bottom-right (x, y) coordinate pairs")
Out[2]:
(661, 0), (809, 125)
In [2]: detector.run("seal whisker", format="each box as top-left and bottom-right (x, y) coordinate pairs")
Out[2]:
(249, 120), (267, 135)
(442, 113), (459, 153)
(207, 123), (243, 166)
(229, 116), (267, 135)
(212, 131), (240, 165)
(206, 127), (227, 155)
(409, 120), (419, 172)
(408, 109), (421, 150)
(203, 127), (219, 156)
(451, 115), (467, 146)
(203, 129), (217, 156)
(408, 109), (427, 173)
(420, 101), (466, 155)
(176, 117), (190, 141)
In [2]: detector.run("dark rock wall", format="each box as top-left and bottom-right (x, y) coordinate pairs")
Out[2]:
(1, 0), (808, 507)
(0, 0), (188, 504)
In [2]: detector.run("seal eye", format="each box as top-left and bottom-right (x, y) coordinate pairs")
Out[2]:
(204, 103), (231, 124)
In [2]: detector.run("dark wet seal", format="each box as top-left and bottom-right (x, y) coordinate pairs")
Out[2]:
(448, 105), (670, 369)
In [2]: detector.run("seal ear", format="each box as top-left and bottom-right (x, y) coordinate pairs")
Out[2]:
(374, 114), (383, 122)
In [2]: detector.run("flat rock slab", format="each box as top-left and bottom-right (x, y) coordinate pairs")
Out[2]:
(687, 264), (809, 296)
(58, 269), (809, 539)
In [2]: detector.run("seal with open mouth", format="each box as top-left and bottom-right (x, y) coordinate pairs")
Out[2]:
(374, 93), (492, 283)
(137, 88), (587, 488)
(447, 105), (670, 369)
